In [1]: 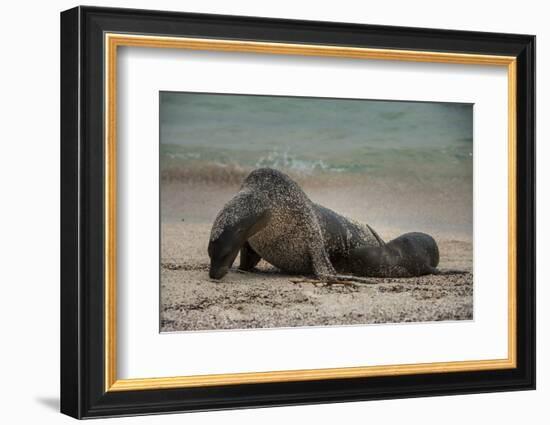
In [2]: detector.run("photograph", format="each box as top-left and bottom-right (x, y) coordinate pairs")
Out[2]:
(159, 92), (474, 331)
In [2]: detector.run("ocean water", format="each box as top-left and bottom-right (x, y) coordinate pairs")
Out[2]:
(159, 92), (473, 181)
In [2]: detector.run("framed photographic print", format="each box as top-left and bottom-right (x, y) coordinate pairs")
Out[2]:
(60, 6), (535, 419)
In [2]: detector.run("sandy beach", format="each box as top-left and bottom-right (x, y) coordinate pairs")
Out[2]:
(160, 177), (473, 332)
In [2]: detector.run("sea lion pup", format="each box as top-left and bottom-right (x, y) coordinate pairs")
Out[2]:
(347, 232), (440, 278)
(207, 168), (382, 281)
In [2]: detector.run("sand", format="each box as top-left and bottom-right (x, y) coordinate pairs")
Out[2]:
(160, 179), (473, 332)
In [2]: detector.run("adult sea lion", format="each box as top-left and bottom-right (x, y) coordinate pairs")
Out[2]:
(207, 168), (442, 280)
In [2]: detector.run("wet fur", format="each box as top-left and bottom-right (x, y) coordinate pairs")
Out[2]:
(208, 168), (442, 280)
(208, 168), (381, 280)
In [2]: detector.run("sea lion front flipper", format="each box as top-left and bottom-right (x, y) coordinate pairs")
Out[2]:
(239, 241), (262, 271)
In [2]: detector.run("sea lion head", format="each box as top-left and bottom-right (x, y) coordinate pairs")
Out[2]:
(388, 232), (440, 268)
(208, 190), (270, 279)
(348, 245), (398, 276)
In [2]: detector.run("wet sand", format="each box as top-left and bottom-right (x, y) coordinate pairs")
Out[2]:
(160, 179), (473, 332)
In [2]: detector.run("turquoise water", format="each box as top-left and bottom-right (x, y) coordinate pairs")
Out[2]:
(160, 92), (472, 180)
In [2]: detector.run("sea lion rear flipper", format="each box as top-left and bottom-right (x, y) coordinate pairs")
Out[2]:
(365, 224), (385, 247)
(310, 247), (337, 277)
(238, 241), (262, 271)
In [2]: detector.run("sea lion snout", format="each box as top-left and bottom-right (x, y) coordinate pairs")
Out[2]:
(208, 248), (238, 279)
(208, 237), (240, 280)
(209, 264), (229, 280)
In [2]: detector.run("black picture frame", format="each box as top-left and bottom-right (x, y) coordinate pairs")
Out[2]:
(60, 5), (535, 419)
